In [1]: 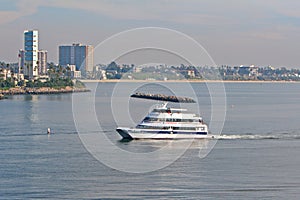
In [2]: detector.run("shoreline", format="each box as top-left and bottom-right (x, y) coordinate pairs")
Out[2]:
(0, 86), (90, 96)
(80, 79), (300, 83)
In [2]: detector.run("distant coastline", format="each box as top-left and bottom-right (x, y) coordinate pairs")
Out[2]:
(80, 79), (300, 83)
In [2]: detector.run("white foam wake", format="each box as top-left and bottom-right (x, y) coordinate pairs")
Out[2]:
(212, 134), (300, 140)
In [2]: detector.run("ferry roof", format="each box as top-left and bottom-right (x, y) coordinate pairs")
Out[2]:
(153, 107), (187, 112)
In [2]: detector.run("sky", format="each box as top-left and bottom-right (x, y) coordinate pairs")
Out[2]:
(0, 0), (300, 68)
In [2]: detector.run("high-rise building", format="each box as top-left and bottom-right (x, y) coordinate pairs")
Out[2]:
(38, 50), (47, 75)
(24, 30), (39, 79)
(85, 45), (94, 72)
(59, 43), (94, 75)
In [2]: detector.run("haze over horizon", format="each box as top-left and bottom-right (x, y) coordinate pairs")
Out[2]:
(1, 0), (300, 68)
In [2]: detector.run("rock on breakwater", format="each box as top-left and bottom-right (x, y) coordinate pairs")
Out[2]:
(131, 92), (196, 103)
(0, 86), (90, 96)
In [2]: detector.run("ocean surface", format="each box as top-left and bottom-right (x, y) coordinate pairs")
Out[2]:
(0, 82), (300, 199)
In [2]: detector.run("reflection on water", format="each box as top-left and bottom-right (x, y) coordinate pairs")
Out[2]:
(28, 95), (39, 123)
(118, 138), (210, 153)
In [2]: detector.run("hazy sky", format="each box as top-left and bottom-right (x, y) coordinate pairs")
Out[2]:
(0, 0), (300, 67)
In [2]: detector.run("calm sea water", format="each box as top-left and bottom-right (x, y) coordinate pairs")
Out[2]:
(0, 82), (300, 199)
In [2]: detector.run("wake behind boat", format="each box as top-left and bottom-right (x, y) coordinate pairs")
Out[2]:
(116, 99), (212, 140)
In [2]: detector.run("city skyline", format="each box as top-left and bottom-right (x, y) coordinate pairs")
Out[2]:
(0, 0), (300, 68)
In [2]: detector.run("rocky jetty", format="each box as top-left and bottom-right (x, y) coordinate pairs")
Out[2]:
(0, 86), (90, 96)
(131, 92), (196, 103)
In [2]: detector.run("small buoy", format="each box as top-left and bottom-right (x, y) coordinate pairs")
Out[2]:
(47, 128), (51, 134)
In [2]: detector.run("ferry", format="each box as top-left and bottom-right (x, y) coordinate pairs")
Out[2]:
(116, 102), (212, 140)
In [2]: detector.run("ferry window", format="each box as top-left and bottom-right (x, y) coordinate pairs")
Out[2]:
(143, 117), (150, 122)
(153, 109), (166, 113)
(143, 117), (159, 122)
(173, 127), (196, 130)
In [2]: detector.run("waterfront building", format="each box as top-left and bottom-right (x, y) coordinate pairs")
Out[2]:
(69, 64), (76, 72)
(24, 30), (39, 79)
(59, 43), (94, 75)
(38, 50), (48, 75)
(0, 69), (11, 81)
(71, 70), (81, 79)
(66, 64), (81, 79)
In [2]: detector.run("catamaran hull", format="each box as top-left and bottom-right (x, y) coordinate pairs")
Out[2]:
(116, 127), (212, 140)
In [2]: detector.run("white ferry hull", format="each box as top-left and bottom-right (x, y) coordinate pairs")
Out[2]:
(117, 127), (212, 140)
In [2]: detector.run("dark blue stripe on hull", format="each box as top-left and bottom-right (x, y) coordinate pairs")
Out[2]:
(152, 131), (207, 135)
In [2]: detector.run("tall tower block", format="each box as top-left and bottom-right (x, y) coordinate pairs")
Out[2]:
(24, 30), (39, 79)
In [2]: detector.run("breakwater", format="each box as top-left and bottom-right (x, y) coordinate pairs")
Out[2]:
(131, 92), (196, 103)
(0, 86), (90, 96)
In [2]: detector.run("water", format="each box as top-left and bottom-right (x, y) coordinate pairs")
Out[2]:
(0, 82), (300, 199)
